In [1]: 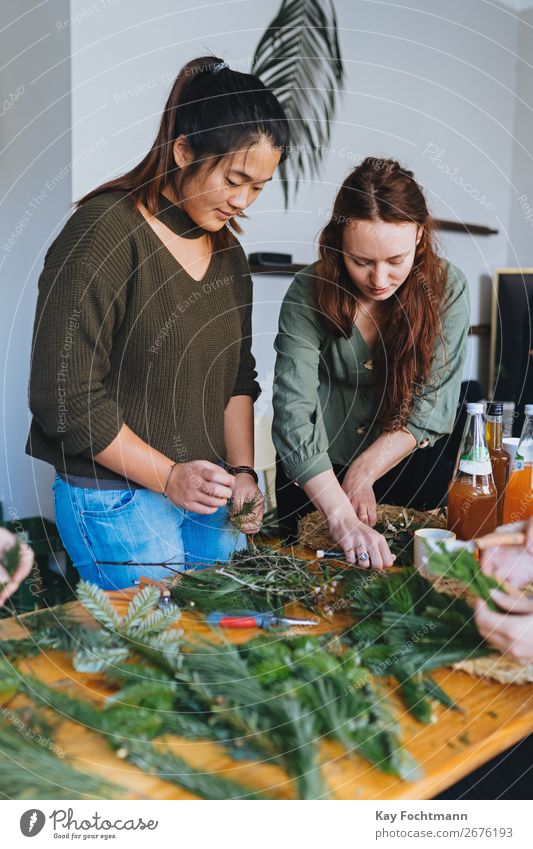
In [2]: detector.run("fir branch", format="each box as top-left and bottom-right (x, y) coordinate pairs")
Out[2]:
(228, 494), (263, 533)
(427, 543), (506, 610)
(0, 715), (123, 800)
(342, 567), (494, 719)
(76, 581), (122, 630)
(120, 585), (163, 629)
(123, 605), (180, 638)
(72, 632), (131, 674)
(119, 740), (269, 800)
(0, 536), (22, 581)
(0, 637), (42, 659)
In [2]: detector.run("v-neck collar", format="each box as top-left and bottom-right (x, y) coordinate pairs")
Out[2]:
(154, 192), (209, 240)
(131, 192), (222, 285)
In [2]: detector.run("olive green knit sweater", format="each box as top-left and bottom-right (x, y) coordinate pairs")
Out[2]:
(26, 190), (260, 483)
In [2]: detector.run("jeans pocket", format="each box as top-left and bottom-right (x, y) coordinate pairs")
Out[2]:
(77, 489), (141, 569)
(81, 488), (138, 518)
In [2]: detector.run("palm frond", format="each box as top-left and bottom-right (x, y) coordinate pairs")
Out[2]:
(251, 0), (345, 206)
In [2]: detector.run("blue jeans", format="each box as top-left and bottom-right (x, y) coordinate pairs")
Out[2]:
(53, 474), (246, 590)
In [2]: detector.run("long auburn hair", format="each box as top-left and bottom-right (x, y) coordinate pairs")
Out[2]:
(76, 55), (289, 251)
(316, 157), (447, 432)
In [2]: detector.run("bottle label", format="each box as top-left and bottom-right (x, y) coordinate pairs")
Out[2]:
(458, 446), (492, 475)
(513, 451), (525, 472)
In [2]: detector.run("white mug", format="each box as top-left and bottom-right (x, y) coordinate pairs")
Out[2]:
(413, 528), (456, 576)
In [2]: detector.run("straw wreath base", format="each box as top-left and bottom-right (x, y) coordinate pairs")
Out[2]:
(298, 507), (533, 685)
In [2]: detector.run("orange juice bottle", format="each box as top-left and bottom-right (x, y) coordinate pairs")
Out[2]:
(503, 404), (533, 524)
(485, 401), (510, 525)
(448, 403), (498, 540)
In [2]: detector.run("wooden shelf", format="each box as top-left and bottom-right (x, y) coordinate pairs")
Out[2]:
(434, 219), (498, 236)
(249, 263), (306, 275)
(469, 324), (490, 337)
(250, 218), (499, 275)
(249, 221), (497, 277)
(249, 260), (490, 339)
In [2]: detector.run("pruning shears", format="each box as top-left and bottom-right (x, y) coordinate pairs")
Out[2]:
(133, 576), (173, 609)
(207, 610), (319, 629)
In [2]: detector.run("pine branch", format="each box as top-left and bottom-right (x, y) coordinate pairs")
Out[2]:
(427, 543), (506, 610)
(0, 715), (123, 800)
(123, 740), (269, 800)
(0, 637), (41, 659)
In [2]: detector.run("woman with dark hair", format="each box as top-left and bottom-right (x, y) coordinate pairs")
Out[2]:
(26, 56), (289, 590)
(273, 158), (470, 567)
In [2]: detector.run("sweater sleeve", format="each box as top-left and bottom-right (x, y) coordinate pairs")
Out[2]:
(404, 262), (470, 449)
(28, 260), (126, 457)
(272, 269), (332, 485)
(231, 253), (261, 402)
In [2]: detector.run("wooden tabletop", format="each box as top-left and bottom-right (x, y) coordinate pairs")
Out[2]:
(1, 563), (533, 801)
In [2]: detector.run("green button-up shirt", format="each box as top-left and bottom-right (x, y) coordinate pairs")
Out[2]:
(272, 259), (470, 485)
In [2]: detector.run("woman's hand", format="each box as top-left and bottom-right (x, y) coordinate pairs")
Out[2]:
(166, 460), (235, 514)
(303, 468), (394, 568)
(341, 461), (377, 526)
(475, 592), (533, 666)
(0, 529), (34, 607)
(474, 519), (533, 665)
(327, 500), (394, 569)
(479, 518), (533, 587)
(229, 473), (265, 534)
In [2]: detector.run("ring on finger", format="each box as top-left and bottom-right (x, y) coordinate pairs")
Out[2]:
(356, 549), (369, 562)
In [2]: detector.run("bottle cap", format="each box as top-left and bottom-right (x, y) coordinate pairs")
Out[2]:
(486, 402), (503, 416)
(525, 404), (533, 415)
(466, 402), (484, 414)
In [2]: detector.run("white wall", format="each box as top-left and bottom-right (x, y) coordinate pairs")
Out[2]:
(70, 0), (522, 404)
(2, 0), (530, 516)
(1, 0), (71, 521)
(509, 6), (533, 266)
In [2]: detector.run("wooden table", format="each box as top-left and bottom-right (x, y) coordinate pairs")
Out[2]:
(1, 566), (532, 801)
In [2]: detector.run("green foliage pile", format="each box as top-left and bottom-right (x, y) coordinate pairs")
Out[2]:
(0, 542), (498, 799)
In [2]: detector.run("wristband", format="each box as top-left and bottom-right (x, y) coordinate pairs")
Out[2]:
(225, 464), (259, 484)
(162, 461), (178, 497)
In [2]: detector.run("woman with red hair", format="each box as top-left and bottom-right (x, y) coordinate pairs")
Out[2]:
(273, 158), (470, 567)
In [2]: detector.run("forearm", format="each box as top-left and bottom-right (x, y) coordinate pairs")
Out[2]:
(93, 423), (173, 493)
(303, 469), (351, 516)
(224, 395), (254, 467)
(352, 429), (417, 482)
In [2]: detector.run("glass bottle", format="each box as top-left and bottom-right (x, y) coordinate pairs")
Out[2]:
(503, 404), (533, 524)
(447, 402), (498, 540)
(485, 401), (510, 525)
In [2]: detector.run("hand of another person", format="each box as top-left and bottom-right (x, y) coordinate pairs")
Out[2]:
(341, 462), (377, 526)
(0, 528), (34, 607)
(479, 518), (533, 588)
(327, 500), (394, 569)
(166, 460), (235, 514)
(229, 474), (265, 534)
(475, 591), (533, 666)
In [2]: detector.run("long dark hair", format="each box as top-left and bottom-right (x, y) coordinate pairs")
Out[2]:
(76, 56), (289, 250)
(316, 157), (447, 432)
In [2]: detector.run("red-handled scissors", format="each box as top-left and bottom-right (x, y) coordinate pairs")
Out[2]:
(206, 611), (319, 629)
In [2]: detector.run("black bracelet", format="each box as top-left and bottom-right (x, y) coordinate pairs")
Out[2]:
(225, 464), (259, 484)
(162, 461), (178, 498)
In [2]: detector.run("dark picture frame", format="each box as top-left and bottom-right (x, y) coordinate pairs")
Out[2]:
(489, 268), (533, 434)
